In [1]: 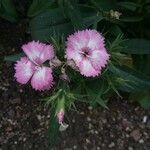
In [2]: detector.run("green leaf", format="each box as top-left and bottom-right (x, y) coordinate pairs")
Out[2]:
(86, 79), (108, 108)
(130, 90), (150, 109)
(28, 0), (54, 17)
(120, 16), (143, 22)
(109, 25), (123, 37)
(84, 14), (103, 27)
(109, 65), (150, 92)
(0, 0), (18, 22)
(4, 53), (25, 62)
(30, 7), (103, 41)
(48, 108), (59, 147)
(30, 8), (72, 41)
(63, 0), (84, 30)
(121, 39), (150, 54)
(139, 94), (150, 109)
(117, 2), (140, 11)
(91, 0), (116, 11)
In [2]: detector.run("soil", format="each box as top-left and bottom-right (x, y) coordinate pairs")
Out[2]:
(0, 19), (150, 150)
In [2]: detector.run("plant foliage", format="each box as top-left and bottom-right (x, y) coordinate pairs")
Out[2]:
(4, 0), (150, 147)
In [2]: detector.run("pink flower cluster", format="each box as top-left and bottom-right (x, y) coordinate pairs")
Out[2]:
(14, 29), (110, 91)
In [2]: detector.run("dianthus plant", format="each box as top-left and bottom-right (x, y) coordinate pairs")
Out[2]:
(14, 29), (125, 141)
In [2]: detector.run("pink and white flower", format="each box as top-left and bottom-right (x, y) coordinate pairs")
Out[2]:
(66, 29), (110, 77)
(14, 41), (54, 91)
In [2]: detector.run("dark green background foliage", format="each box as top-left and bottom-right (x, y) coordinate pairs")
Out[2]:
(1, 0), (150, 147)
(3, 0), (150, 108)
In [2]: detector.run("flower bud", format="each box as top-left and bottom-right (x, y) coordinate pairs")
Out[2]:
(67, 60), (79, 71)
(60, 68), (70, 82)
(110, 10), (122, 20)
(50, 57), (62, 67)
(57, 109), (64, 124)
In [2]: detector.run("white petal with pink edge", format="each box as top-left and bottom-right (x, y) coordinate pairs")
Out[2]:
(22, 41), (54, 65)
(79, 58), (100, 77)
(39, 44), (54, 63)
(22, 41), (43, 64)
(14, 57), (35, 84)
(31, 66), (53, 91)
(90, 50), (109, 70)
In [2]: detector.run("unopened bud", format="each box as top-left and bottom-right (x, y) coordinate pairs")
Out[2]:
(60, 68), (70, 82)
(57, 109), (64, 124)
(67, 60), (79, 71)
(110, 10), (122, 20)
(50, 57), (62, 67)
(60, 73), (70, 82)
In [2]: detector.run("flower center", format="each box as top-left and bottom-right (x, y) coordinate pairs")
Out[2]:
(35, 65), (42, 71)
(80, 47), (91, 58)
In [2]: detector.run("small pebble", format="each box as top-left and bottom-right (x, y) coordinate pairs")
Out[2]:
(37, 115), (42, 121)
(87, 117), (91, 122)
(108, 142), (115, 148)
(125, 127), (130, 131)
(88, 123), (93, 129)
(14, 141), (17, 144)
(80, 112), (84, 115)
(102, 119), (107, 124)
(143, 116), (148, 123)
(72, 119), (75, 123)
(23, 137), (26, 142)
(128, 147), (133, 150)
(86, 138), (91, 144)
(130, 129), (142, 141)
(90, 129), (94, 134)
(88, 106), (93, 110)
(97, 146), (101, 150)
(126, 134), (129, 138)
(139, 139), (144, 144)
(73, 145), (77, 149)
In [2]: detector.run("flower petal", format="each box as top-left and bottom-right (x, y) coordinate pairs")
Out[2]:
(39, 44), (54, 63)
(66, 48), (82, 64)
(31, 67), (53, 91)
(14, 57), (35, 84)
(79, 58), (99, 77)
(87, 29), (105, 50)
(90, 50), (110, 70)
(22, 41), (54, 65)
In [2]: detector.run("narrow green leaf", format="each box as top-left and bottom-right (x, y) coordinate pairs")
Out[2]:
(0, 0), (18, 22)
(30, 7), (103, 41)
(109, 25), (123, 37)
(64, 0), (84, 30)
(48, 108), (59, 147)
(28, 0), (54, 17)
(120, 16), (143, 22)
(30, 8), (73, 41)
(86, 79), (108, 108)
(117, 2), (140, 11)
(121, 39), (150, 54)
(91, 0), (116, 11)
(139, 95), (150, 109)
(109, 65), (150, 92)
(130, 90), (150, 109)
(4, 53), (25, 62)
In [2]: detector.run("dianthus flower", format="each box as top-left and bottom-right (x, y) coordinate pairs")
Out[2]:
(66, 29), (109, 77)
(14, 41), (54, 91)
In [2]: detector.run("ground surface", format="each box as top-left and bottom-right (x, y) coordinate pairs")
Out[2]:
(0, 19), (150, 150)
